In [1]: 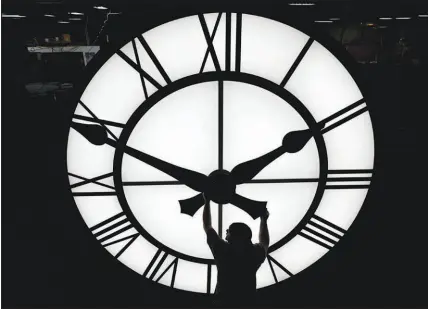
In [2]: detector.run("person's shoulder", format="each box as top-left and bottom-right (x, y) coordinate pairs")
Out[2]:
(252, 243), (267, 257)
(206, 228), (226, 246)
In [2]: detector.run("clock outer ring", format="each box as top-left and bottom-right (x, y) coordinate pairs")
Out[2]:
(113, 71), (328, 265)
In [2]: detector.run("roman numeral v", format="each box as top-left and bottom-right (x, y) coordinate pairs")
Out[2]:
(90, 212), (139, 258)
(143, 248), (179, 287)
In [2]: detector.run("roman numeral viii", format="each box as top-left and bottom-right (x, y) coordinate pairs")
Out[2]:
(299, 215), (346, 249)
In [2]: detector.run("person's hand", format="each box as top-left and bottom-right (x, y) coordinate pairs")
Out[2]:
(261, 209), (270, 221)
(202, 193), (213, 207)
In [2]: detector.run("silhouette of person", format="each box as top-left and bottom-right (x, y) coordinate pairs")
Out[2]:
(202, 194), (269, 305)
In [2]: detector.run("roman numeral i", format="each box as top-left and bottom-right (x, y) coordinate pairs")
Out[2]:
(116, 35), (171, 97)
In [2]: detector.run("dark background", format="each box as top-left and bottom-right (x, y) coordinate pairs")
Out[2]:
(2, 0), (428, 307)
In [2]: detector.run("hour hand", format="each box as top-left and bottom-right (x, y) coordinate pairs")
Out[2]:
(231, 128), (314, 184)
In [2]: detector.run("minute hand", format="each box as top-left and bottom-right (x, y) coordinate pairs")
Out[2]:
(114, 141), (208, 192)
(70, 121), (208, 192)
(231, 128), (314, 184)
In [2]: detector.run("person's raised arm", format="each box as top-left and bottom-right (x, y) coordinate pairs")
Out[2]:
(202, 194), (212, 233)
(259, 209), (270, 252)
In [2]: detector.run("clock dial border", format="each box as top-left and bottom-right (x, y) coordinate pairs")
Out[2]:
(64, 11), (376, 288)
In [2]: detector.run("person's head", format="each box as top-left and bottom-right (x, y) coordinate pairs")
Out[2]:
(225, 222), (252, 244)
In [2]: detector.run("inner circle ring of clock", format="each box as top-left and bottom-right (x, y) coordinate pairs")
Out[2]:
(113, 71), (328, 265)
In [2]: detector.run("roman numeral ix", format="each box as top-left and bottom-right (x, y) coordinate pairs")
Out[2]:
(326, 169), (373, 189)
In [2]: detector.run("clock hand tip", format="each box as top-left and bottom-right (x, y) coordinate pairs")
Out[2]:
(71, 122), (108, 146)
(282, 128), (313, 153)
(178, 196), (202, 217)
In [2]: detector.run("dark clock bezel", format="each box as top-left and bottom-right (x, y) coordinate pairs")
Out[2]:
(65, 10), (375, 275)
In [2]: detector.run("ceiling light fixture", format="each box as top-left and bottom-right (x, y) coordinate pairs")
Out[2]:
(58, 20), (70, 24)
(396, 17), (412, 20)
(314, 20), (333, 23)
(69, 18), (82, 21)
(44, 14), (55, 17)
(288, 3), (316, 6)
(378, 17), (393, 20)
(69, 12), (84, 15)
(418, 14), (428, 18)
(329, 18), (340, 20)
(2, 14), (26, 18)
(94, 5), (108, 10)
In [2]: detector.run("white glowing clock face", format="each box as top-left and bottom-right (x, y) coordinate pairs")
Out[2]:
(67, 13), (374, 294)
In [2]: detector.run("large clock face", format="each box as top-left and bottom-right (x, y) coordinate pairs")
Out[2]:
(67, 13), (375, 294)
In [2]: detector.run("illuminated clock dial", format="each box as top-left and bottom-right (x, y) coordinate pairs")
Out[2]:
(67, 13), (375, 294)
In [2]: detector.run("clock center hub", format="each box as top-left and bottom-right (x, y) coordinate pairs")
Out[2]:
(206, 169), (236, 204)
